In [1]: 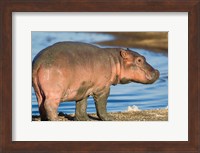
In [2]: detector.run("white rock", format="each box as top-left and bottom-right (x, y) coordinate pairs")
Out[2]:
(127, 105), (141, 112)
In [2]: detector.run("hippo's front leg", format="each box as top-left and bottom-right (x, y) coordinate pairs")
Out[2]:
(75, 98), (91, 121)
(94, 88), (114, 121)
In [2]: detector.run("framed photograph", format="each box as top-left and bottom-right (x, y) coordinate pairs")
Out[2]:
(0, 0), (199, 153)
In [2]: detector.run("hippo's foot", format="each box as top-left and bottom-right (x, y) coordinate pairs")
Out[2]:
(98, 114), (114, 121)
(39, 111), (48, 121)
(74, 115), (91, 121)
(46, 112), (59, 121)
(40, 116), (48, 121)
(44, 99), (59, 121)
(48, 117), (59, 121)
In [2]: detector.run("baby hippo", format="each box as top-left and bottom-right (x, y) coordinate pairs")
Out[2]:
(32, 42), (159, 121)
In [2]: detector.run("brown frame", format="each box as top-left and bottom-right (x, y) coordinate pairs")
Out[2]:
(0, 0), (200, 153)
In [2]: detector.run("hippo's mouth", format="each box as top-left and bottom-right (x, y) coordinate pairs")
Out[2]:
(145, 73), (153, 81)
(139, 67), (159, 82)
(145, 70), (160, 82)
(139, 67), (152, 80)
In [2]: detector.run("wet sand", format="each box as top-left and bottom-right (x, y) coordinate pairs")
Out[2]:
(97, 32), (168, 52)
(32, 109), (168, 121)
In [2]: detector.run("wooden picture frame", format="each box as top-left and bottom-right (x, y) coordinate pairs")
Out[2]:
(0, 0), (199, 152)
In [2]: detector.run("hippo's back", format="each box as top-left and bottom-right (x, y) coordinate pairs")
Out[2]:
(32, 41), (102, 71)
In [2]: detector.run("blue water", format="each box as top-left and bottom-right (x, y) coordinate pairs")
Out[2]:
(32, 32), (168, 115)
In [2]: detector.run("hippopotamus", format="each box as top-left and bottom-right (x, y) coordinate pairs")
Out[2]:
(32, 42), (159, 121)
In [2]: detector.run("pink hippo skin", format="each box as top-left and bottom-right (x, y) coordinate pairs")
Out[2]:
(32, 42), (159, 121)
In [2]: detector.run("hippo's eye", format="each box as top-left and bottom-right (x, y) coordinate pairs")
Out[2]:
(136, 57), (144, 65)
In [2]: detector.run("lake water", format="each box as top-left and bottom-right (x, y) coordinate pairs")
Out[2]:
(32, 32), (168, 115)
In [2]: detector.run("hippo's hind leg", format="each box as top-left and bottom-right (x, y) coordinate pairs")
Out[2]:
(38, 99), (48, 121)
(75, 98), (91, 121)
(43, 98), (60, 121)
(32, 78), (48, 121)
(35, 92), (47, 121)
(93, 88), (114, 121)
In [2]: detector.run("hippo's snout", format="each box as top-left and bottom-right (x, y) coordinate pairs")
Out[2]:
(146, 69), (159, 83)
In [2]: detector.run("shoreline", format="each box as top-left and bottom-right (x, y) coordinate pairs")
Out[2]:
(96, 32), (168, 53)
(32, 109), (168, 121)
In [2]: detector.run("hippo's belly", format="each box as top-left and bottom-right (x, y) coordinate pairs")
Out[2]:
(61, 81), (109, 102)
(60, 86), (94, 102)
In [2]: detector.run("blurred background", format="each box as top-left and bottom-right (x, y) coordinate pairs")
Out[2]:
(98, 32), (168, 52)
(32, 32), (168, 115)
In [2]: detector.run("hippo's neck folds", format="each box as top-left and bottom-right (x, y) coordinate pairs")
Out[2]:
(104, 48), (123, 86)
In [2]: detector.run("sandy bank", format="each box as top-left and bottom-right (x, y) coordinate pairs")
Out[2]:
(97, 32), (168, 53)
(32, 109), (168, 121)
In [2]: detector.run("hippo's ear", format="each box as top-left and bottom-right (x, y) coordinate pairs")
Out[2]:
(120, 49), (131, 60)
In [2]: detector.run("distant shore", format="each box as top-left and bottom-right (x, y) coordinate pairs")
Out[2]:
(97, 32), (168, 53)
(32, 109), (168, 121)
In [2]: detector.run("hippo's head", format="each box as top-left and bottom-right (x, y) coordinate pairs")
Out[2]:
(120, 49), (159, 84)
